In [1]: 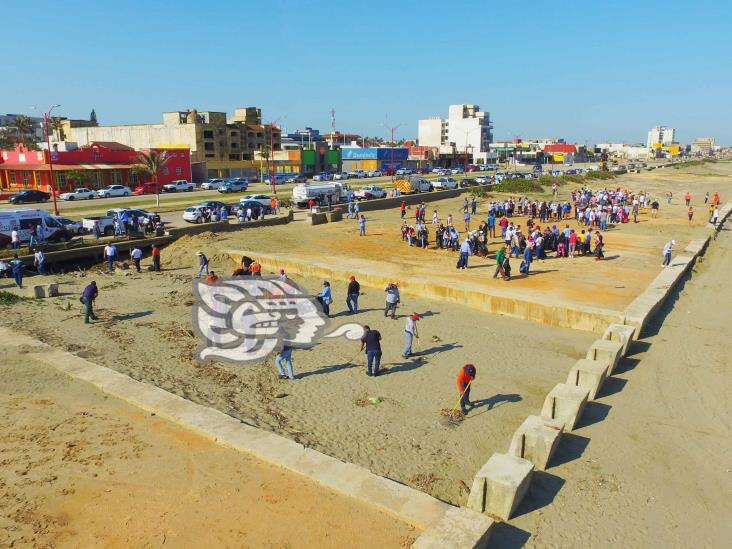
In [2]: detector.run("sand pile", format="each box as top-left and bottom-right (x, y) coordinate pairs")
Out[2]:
(163, 232), (236, 270)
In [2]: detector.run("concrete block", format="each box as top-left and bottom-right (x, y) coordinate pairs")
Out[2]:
(310, 213), (328, 225)
(586, 339), (623, 373)
(412, 506), (494, 549)
(326, 210), (343, 222)
(508, 415), (563, 471)
(467, 453), (533, 520)
(566, 359), (609, 400)
(624, 309), (647, 340)
(46, 283), (59, 297)
(602, 323), (635, 356)
(540, 383), (589, 431)
(30, 285), (46, 298)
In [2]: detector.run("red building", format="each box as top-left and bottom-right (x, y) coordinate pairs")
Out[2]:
(543, 143), (577, 155)
(0, 142), (191, 194)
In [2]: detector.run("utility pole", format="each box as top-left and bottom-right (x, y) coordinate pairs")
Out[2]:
(382, 120), (402, 185)
(42, 104), (61, 215)
(265, 117), (282, 194)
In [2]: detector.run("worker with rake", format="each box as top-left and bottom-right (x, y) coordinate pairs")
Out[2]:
(457, 364), (476, 415)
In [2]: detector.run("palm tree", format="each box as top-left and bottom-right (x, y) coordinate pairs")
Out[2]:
(10, 115), (40, 150)
(49, 117), (66, 141)
(134, 150), (170, 208)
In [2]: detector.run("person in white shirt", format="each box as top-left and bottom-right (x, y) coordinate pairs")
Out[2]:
(33, 249), (46, 275)
(130, 247), (143, 272)
(402, 312), (420, 358)
(104, 243), (117, 272)
(662, 240), (675, 267)
(11, 229), (19, 249)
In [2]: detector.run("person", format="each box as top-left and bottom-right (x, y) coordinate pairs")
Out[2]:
(402, 312), (419, 358)
(464, 211), (471, 232)
(81, 280), (98, 324)
(130, 246), (143, 273)
(275, 346), (294, 379)
(278, 268), (288, 282)
(650, 199), (659, 219)
(10, 228), (20, 249)
(151, 244), (161, 271)
(9, 254), (24, 288)
(704, 192), (709, 204)
(33, 249), (46, 276)
(493, 245), (508, 280)
(463, 197), (469, 213)
(346, 275), (360, 314)
(400, 200), (407, 219)
(711, 206), (719, 225)
(28, 224), (38, 249)
(666, 191), (673, 205)
(93, 219), (102, 239)
(195, 251), (209, 278)
(358, 214), (366, 236)
(687, 206), (694, 225)
(206, 271), (219, 284)
(713, 192), (720, 206)
(662, 239), (675, 267)
(317, 281), (332, 316)
(471, 197), (477, 215)
(360, 325), (383, 376)
(594, 231), (604, 261)
(270, 197), (278, 215)
(104, 242), (117, 272)
(457, 364), (476, 415)
(457, 238), (470, 269)
(250, 260), (262, 277)
(384, 282), (400, 318)
(520, 243), (532, 275)
(684, 191), (691, 206)
(487, 212), (496, 238)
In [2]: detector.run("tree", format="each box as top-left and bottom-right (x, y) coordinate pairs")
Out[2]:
(259, 144), (271, 180)
(134, 150), (170, 208)
(49, 117), (66, 141)
(89, 109), (98, 124)
(9, 115), (40, 150)
(66, 170), (91, 189)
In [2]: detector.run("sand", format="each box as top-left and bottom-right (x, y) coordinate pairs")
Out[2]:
(0, 350), (417, 548)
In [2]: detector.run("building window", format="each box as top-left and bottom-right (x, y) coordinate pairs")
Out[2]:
(230, 131), (238, 137)
(55, 173), (66, 187)
(205, 153), (215, 158)
(231, 142), (238, 149)
(256, 132), (263, 138)
(218, 128), (224, 135)
(22, 172), (30, 187)
(229, 154), (239, 160)
(248, 143), (254, 149)
(162, 167), (169, 176)
(203, 130), (214, 139)
(175, 166), (182, 175)
(204, 143), (214, 151)
(35, 171), (42, 187)
(112, 171), (122, 184)
(9, 173), (16, 185)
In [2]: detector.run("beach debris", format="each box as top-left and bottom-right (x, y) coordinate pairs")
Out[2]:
(410, 472), (440, 492)
(274, 392), (288, 399)
(431, 335), (442, 343)
(367, 396), (382, 406)
(439, 407), (464, 423)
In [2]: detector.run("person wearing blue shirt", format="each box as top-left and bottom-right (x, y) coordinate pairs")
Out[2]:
(358, 214), (366, 236)
(487, 213), (496, 238)
(276, 346), (294, 379)
(521, 244), (533, 275)
(318, 281), (332, 316)
(457, 238), (471, 269)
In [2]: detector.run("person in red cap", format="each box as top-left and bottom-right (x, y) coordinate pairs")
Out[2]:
(457, 364), (476, 414)
(346, 275), (360, 314)
(402, 312), (420, 358)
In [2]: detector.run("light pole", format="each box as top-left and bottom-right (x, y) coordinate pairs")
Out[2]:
(382, 121), (402, 185)
(42, 104), (61, 215)
(265, 117), (282, 194)
(463, 128), (478, 173)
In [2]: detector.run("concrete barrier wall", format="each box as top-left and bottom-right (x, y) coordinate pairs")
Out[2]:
(356, 185), (488, 213)
(167, 209), (294, 239)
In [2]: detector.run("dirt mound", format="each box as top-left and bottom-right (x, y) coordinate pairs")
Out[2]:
(163, 232), (236, 270)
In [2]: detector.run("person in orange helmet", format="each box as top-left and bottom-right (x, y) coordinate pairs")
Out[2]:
(457, 364), (476, 414)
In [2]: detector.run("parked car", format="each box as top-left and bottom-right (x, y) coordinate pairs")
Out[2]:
(106, 208), (157, 221)
(395, 168), (413, 176)
(475, 176), (493, 184)
(333, 173), (350, 180)
(244, 194), (273, 207)
(53, 216), (84, 234)
(197, 200), (229, 211)
(433, 177), (458, 190)
(162, 180), (195, 192)
(200, 178), (225, 190)
(459, 178), (478, 188)
(97, 185), (131, 198)
(354, 185), (387, 200)
(565, 168), (580, 175)
(450, 167), (465, 175)
(218, 179), (249, 193)
(133, 182), (164, 195)
(366, 170), (382, 178)
(183, 207), (206, 224)
(285, 173), (307, 183)
(312, 173), (333, 181)
(8, 190), (51, 204)
(263, 174), (291, 185)
(59, 187), (96, 201)
(236, 199), (273, 216)
(348, 170), (367, 178)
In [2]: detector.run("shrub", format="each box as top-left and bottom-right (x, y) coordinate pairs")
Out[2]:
(493, 180), (543, 193)
(0, 291), (26, 305)
(585, 170), (615, 180)
(277, 197), (293, 209)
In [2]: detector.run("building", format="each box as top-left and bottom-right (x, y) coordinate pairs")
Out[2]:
(691, 137), (716, 155)
(0, 114), (45, 140)
(647, 126), (676, 148)
(63, 107), (280, 182)
(418, 104), (493, 164)
(596, 143), (652, 160)
(0, 142), (191, 194)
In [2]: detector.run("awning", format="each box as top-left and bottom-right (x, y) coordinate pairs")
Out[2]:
(0, 163), (132, 171)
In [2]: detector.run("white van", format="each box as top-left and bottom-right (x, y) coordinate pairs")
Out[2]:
(0, 209), (74, 245)
(292, 183), (348, 208)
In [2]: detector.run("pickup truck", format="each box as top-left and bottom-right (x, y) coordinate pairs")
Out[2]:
(82, 216), (115, 236)
(163, 180), (195, 192)
(354, 185), (387, 200)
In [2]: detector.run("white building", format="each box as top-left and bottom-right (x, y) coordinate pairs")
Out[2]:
(597, 143), (652, 160)
(647, 126), (676, 148)
(418, 104), (493, 163)
(690, 137), (716, 154)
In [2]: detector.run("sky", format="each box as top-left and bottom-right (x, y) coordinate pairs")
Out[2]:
(3, 0), (731, 145)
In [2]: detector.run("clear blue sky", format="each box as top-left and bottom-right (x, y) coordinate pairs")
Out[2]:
(4, 0), (731, 145)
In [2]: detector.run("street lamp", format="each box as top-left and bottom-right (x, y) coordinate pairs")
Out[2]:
(382, 121), (402, 185)
(265, 116), (283, 194)
(41, 104), (61, 215)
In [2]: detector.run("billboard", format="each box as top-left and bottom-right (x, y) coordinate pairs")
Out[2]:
(341, 147), (408, 160)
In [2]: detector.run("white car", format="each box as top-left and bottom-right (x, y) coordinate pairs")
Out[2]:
(59, 187), (96, 201)
(433, 177), (458, 190)
(312, 173), (334, 181)
(163, 180), (195, 192)
(348, 170), (367, 178)
(333, 173), (350, 180)
(182, 207), (205, 223)
(354, 185), (387, 200)
(366, 170), (382, 178)
(96, 185), (132, 198)
(53, 216), (83, 234)
(200, 178), (225, 190)
(475, 176), (492, 184)
(243, 194), (272, 207)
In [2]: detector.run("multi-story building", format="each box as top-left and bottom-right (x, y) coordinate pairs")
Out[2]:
(691, 137), (716, 155)
(646, 126), (676, 148)
(418, 104), (493, 163)
(64, 107), (280, 182)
